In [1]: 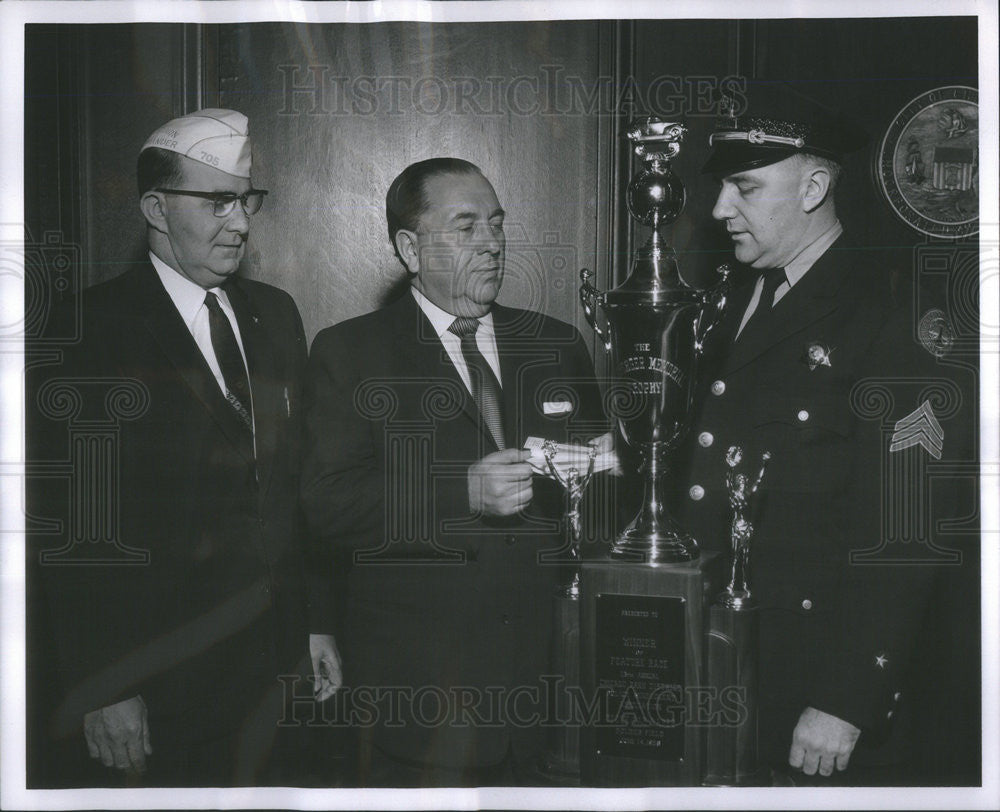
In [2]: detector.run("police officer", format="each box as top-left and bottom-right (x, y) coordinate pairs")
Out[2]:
(677, 86), (977, 782)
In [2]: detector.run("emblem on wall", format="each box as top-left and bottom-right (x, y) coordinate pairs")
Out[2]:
(875, 86), (978, 238)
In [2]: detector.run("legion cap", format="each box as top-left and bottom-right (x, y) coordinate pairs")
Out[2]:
(141, 108), (252, 178)
(702, 82), (868, 175)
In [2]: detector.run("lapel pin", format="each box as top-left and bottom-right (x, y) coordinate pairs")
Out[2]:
(802, 341), (833, 371)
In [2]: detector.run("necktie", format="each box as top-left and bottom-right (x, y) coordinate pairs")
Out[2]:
(448, 317), (506, 450)
(204, 292), (254, 443)
(738, 267), (788, 341)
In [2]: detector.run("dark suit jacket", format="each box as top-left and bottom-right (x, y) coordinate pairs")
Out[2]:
(34, 261), (315, 754)
(675, 236), (978, 767)
(301, 292), (605, 769)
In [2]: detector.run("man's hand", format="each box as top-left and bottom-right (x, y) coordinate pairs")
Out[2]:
(468, 448), (533, 517)
(83, 695), (152, 773)
(789, 706), (861, 776)
(589, 431), (624, 476)
(309, 632), (343, 702)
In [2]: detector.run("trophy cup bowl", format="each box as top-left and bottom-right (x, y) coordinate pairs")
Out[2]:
(580, 117), (730, 563)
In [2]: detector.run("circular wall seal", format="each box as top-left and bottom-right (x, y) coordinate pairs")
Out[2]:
(875, 86), (978, 238)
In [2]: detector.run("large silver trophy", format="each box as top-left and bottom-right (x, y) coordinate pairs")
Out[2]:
(580, 117), (730, 562)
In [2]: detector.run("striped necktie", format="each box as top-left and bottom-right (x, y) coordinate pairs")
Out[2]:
(448, 316), (506, 450)
(204, 292), (254, 450)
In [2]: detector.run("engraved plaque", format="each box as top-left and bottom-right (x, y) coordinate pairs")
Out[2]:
(595, 593), (686, 761)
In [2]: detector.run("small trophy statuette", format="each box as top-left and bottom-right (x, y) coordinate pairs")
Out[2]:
(721, 446), (771, 609)
(703, 444), (773, 786)
(542, 439), (599, 599)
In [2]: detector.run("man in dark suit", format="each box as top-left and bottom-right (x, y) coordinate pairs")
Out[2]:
(676, 88), (977, 783)
(33, 109), (341, 786)
(301, 158), (607, 786)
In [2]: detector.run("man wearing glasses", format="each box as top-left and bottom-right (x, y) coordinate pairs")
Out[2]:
(38, 109), (340, 785)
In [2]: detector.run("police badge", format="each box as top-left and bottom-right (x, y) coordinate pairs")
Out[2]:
(801, 341), (833, 370)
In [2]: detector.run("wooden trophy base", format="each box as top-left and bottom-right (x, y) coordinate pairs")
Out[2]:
(579, 553), (725, 786)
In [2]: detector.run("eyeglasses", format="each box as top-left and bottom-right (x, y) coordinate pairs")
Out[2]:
(154, 188), (269, 217)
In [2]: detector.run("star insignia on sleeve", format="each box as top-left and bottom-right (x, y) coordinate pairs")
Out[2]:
(801, 341), (833, 371)
(875, 653), (888, 669)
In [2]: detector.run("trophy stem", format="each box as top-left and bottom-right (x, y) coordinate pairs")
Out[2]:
(610, 444), (699, 564)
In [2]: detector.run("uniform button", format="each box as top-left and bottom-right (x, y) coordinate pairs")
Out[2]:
(698, 431), (714, 447)
(711, 380), (726, 396)
(797, 410), (810, 422)
(505, 534), (516, 546)
(886, 709), (894, 720)
(801, 599), (813, 611)
(501, 614), (510, 625)
(894, 692), (901, 702)
(689, 485), (705, 501)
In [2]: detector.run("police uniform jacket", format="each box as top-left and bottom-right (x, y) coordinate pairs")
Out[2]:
(675, 235), (976, 765)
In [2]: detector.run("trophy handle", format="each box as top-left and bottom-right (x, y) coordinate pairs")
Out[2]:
(579, 268), (612, 352)
(693, 264), (733, 355)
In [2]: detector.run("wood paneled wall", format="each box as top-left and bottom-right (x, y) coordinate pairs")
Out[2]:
(25, 18), (979, 339)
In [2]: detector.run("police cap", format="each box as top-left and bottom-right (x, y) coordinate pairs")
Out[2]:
(702, 81), (868, 175)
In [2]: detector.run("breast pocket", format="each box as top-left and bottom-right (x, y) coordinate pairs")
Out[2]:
(752, 387), (854, 495)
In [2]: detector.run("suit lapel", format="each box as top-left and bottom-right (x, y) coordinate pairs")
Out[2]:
(722, 238), (852, 376)
(134, 263), (256, 466)
(389, 294), (488, 444)
(493, 305), (534, 450)
(227, 280), (278, 493)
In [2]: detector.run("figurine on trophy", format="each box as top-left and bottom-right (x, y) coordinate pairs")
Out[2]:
(526, 435), (617, 781)
(523, 435), (618, 595)
(722, 446), (772, 608)
(543, 439), (598, 597)
(703, 443), (773, 786)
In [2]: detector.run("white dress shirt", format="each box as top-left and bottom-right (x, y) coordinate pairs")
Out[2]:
(149, 252), (255, 430)
(736, 220), (844, 337)
(411, 287), (503, 393)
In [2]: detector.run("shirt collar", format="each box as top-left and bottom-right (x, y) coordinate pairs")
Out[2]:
(410, 286), (495, 338)
(149, 251), (226, 328)
(782, 220), (843, 288)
